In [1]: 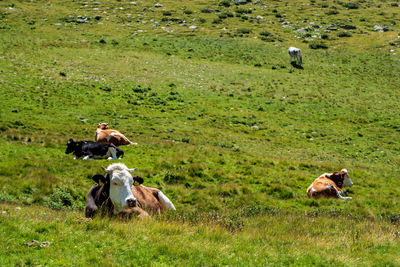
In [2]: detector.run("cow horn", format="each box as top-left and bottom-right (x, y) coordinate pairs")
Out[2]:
(127, 168), (137, 172)
(341, 169), (348, 173)
(102, 166), (109, 173)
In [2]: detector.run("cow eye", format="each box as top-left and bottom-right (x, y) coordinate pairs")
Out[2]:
(112, 182), (119, 186)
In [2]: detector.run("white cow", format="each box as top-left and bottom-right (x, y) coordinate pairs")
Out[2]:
(288, 47), (302, 66)
(85, 163), (176, 218)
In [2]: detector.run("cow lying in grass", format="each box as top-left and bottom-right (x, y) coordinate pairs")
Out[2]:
(85, 163), (176, 218)
(65, 139), (124, 160)
(96, 123), (137, 146)
(307, 169), (353, 199)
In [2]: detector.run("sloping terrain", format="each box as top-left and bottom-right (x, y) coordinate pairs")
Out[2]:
(0, 0), (400, 265)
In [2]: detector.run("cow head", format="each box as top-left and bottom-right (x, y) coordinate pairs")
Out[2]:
(65, 138), (78, 154)
(93, 163), (143, 213)
(329, 169), (353, 188)
(97, 123), (109, 130)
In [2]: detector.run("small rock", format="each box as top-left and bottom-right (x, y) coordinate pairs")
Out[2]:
(94, 15), (102, 20)
(40, 241), (51, 248)
(93, 2), (101, 5)
(374, 25), (383, 31)
(296, 28), (307, 34)
(232, 0), (248, 4)
(189, 25), (198, 29)
(154, 3), (163, 7)
(26, 240), (39, 247)
(1, 211), (6, 214)
(15, 207), (21, 210)
(25, 240), (51, 248)
(340, 24), (356, 30)
(130, 2), (137, 5)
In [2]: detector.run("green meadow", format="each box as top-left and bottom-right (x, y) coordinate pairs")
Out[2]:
(1, 0), (400, 265)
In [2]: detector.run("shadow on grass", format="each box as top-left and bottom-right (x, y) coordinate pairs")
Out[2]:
(291, 62), (304, 69)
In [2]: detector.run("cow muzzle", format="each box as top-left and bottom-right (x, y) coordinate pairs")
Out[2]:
(127, 198), (137, 207)
(343, 178), (354, 187)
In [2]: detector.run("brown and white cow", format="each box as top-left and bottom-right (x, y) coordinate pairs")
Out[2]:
(85, 163), (176, 218)
(95, 123), (137, 146)
(306, 169), (353, 199)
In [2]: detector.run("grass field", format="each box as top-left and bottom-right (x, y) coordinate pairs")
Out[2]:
(1, 0), (400, 265)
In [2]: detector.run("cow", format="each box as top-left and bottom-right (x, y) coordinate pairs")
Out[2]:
(288, 46), (302, 66)
(95, 123), (137, 146)
(65, 138), (124, 160)
(306, 169), (353, 199)
(85, 163), (176, 218)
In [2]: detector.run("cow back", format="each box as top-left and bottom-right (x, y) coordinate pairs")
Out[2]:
(82, 141), (109, 156)
(132, 185), (164, 214)
(96, 130), (131, 146)
(307, 177), (343, 198)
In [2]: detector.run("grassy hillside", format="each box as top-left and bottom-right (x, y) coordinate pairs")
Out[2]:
(2, 203), (400, 266)
(1, 0), (400, 265)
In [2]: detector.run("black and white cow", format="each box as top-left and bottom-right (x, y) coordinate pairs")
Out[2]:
(65, 138), (124, 160)
(85, 163), (176, 218)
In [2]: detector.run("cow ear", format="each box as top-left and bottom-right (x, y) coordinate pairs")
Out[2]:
(91, 174), (107, 184)
(133, 176), (144, 185)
